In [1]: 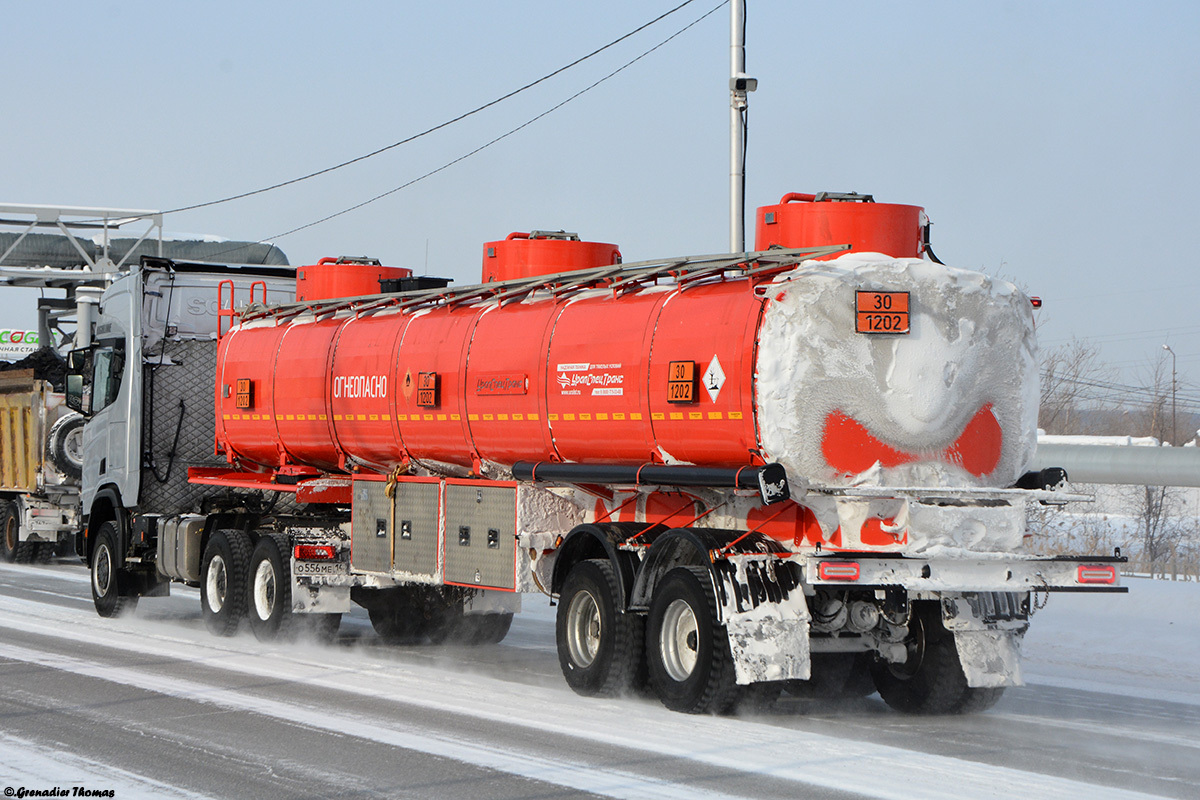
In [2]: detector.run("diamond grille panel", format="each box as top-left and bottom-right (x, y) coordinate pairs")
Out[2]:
(138, 340), (226, 514)
(443, 483), (516, 590)
(351, 480), (392, 573)
(393, 481), (440, 577)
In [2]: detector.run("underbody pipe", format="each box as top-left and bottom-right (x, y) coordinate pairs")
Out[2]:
(511, 461), (791, 505)
(1034, 442), (1200, 488)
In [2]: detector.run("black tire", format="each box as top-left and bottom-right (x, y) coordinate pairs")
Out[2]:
(645, 566), (740, 714)
(368, 589), (430, 644)
(870, 602), (1006, 714)
(460, 612), (514, 645)
(785, 653), (875, 700)
(1, 502), (35, 564)
(35, 542), (56, 563)
(425, 598), (466, 644)
(200, 529), (251, 636)
(91, 521), (137, 617)
(248, 535), (293, 642)
(46, 414), (85, 480)
(841, 653), (878, 699)
(556, 559), (644, 697)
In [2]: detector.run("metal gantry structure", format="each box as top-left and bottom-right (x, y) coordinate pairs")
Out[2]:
(0, 203), (165, 350)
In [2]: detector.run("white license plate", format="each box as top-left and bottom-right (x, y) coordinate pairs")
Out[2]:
(294, 561), (340, 576)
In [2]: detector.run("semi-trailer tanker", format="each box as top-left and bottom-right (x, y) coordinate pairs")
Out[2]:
(68, 193), (1123, 715)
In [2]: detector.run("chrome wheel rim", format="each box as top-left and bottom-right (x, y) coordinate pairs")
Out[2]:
(660, 599), (699, 682)
(253, 559), (276, 621)
(64, 427), (84, 467)
(565, 589), (601, 668)
(93, 543), (112, 597)
(205, 554), (228, 613)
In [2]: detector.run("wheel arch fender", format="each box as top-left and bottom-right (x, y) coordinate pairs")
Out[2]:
(629, 528), (799, 613)
(550, 522), (646, 611)
(198, 512), (262, 564)
(85, 485), (127, 565)
(629, 527), (731, 611)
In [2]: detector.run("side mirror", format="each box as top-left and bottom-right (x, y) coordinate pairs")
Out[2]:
(65, 373), (90, 415)
(65, 348), (92, 415)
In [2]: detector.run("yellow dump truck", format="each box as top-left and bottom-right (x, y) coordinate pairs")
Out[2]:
(0, 369), (81, 562)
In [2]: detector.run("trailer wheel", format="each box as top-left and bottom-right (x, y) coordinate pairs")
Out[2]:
(556, 559), (644, 697)
(368, 589), (430, 644)
(460, 613), (514, 645)
(425, 600), (465, 645)
(785, 653), (876, 700)
(200, 529), (251, 636)
(248, 535), (293, 642)
(646, 566), (740, 714)
(870, 602), (1005, 714)
(91, 521), (137, 617)
(46, 414), (85, 480)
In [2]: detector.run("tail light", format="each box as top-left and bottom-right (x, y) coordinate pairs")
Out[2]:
(294, 544), (336, 560)
(1077, 564), (1117, 585)
(818, 561), (861, 581)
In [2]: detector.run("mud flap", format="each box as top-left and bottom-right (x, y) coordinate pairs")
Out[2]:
(715, 557), (812, 685)
(942, 593), (1027, 688)
(292, 580), (352, 614)
(952, 629), (1024, 688)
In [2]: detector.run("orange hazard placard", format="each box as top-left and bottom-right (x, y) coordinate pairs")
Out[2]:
(667, 360), (696, 404)
(416, 372), (439, 407)
(855, 291), (910, 334)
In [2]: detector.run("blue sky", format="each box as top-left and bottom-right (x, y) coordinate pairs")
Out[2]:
(3, 1), (1198, 389)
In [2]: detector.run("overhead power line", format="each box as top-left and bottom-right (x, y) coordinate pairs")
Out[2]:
(161, 0), (703, 216)
(1042, 372), (1200, 413)
(256, 1), (727, 244)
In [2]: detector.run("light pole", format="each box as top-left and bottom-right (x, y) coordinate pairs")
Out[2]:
(1162, 344), (1177, 445)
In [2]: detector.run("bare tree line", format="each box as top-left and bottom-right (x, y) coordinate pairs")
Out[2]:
(1032, 340), (1200, 578)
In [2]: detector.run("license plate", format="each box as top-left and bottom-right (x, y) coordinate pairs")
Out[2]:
(856, 291), (910, 334)
(294, 561), (340, 576)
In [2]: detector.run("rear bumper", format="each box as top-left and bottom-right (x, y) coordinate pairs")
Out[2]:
(802, 552), (1126, 594)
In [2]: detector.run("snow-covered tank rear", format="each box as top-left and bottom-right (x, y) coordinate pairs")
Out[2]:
(754, 253), (1039, 555)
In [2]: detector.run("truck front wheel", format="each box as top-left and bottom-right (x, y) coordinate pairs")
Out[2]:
(91, 521), (137, 617)
(248, 535), (292, 642)
(556, 559), (644, 697)
(201, 529), (251, 636)
(870, 601), (1006, 714)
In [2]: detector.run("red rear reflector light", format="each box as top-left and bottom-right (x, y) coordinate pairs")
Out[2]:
(1077, 564), (1116, 584)
(1030, 296), (1043, 309)
(818, 561), (861, 581)
(294, 544), (336, 560)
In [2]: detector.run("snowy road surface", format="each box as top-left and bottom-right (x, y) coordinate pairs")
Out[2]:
(1, 561), (1197, 799)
